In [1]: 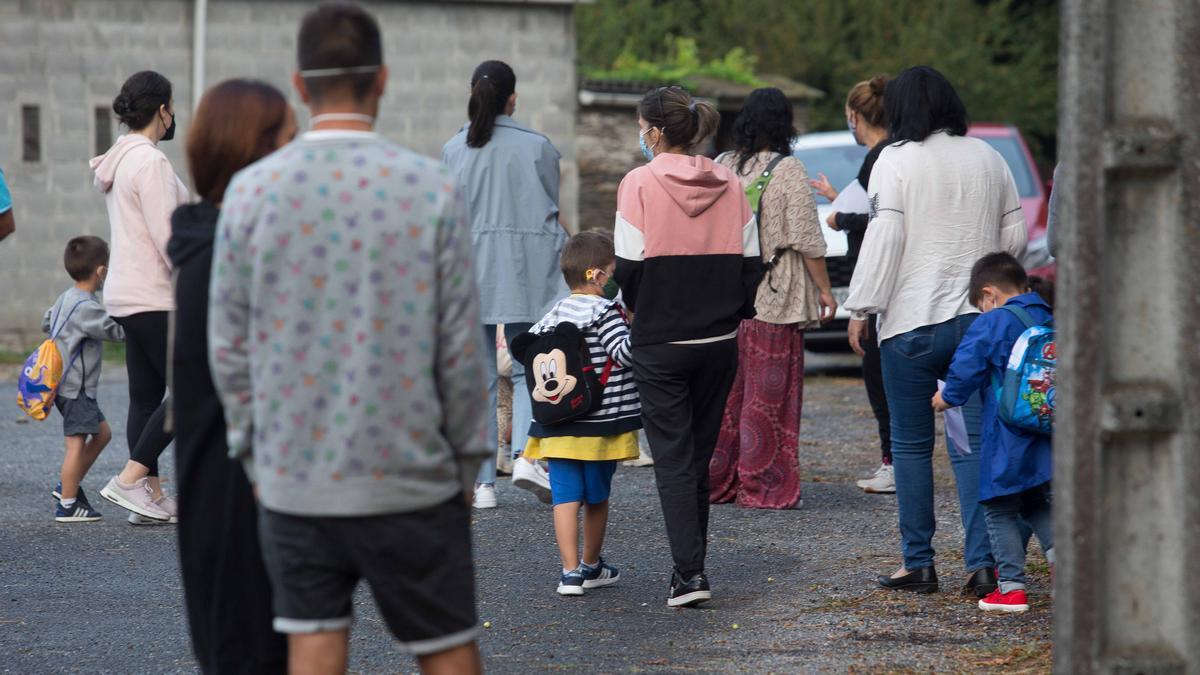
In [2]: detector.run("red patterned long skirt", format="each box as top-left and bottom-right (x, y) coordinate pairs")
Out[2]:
(709, 319), (804, 509)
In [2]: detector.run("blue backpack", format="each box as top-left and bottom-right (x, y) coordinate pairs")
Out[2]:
(994, 305), (1056, 435)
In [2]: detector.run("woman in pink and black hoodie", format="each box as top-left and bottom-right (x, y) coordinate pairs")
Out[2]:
(614, 85), (763, 608)
(91, 71), (189, 525)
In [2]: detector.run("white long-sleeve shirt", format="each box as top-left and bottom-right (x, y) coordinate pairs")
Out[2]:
(844, 132), (1028, 341)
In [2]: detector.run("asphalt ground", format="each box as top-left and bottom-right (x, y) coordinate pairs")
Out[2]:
(0, 357), (1051, 673)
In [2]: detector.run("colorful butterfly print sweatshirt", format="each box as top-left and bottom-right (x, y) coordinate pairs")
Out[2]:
(209, 131), (489, 517)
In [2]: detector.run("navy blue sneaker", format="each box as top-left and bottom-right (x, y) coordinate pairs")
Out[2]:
(557, 568), (585, 596)
(580, 558), (620, 589)
(56, 499), (102, 523)
(52, 484), (95, 510)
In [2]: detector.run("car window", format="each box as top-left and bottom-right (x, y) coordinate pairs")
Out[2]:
(792, 144), (869, 204)
(976, 136), (1038, 198)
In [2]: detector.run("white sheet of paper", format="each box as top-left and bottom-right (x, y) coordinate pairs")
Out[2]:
(831, 179), (870, 214)
(937, 380), (971, 455)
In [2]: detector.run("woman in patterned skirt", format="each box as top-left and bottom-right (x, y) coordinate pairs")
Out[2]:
(709, 88), (836, 509)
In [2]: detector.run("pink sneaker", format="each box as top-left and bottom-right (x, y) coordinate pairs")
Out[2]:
(100, 476), (171, 522)
(155, 494), (179, 524)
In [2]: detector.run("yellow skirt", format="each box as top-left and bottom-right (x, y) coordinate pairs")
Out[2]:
(524, 431), (640, 462)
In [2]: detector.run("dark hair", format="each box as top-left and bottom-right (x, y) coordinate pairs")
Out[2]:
(638, 86), (720, 151)
(64, 236), (110, 281)
(187, 80), (291, 204)
(1027, 275), (1055, 309)
(112, 71), (172, 130)
(297, 1), (383, 102)
(560, 230), (615, 289)
(885, 66), (968, 144)
(466, 61), (517, 148)
(730, 88), (796, 175)
(969, 252), (1028, 308)
(846, 74), (889, 129)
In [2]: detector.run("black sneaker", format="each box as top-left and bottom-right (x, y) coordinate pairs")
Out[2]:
(668, 570), (711, 607)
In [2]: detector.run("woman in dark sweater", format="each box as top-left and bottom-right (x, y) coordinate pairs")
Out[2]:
(811, 75), (895, 494)
(168, 79), (295, 675)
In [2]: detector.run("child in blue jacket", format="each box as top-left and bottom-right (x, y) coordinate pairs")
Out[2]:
(933, 252), (1053, 613)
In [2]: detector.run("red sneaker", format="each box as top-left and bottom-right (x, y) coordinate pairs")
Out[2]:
(978, 588), (1029, 612)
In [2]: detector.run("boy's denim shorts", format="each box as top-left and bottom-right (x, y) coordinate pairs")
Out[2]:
(546, 459), (617, 506)
(257, 498), (478, 654)
(54, 395), (105, 437)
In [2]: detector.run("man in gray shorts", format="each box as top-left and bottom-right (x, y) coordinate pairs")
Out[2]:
(208, 3), (489, 673)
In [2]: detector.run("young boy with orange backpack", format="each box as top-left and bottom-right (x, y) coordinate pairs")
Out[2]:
(21, 236), (126, 522)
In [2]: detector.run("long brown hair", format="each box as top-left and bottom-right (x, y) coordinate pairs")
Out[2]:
(467, 60), (516, 148)
(638, 86), (720, 151)
(186, 79), (290, 203)
(846, 74), (889, 129)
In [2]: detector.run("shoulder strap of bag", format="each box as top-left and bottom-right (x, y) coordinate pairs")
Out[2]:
(998, 305), (1037, 330)
(754, 154), (789, 226)
(51, 299), (90, 340)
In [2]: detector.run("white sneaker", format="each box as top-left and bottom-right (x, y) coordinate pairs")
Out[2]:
(856, 464), (896, 494)
(472, 484), (498, 509)
(512, 458), (552, 504)
(100, 476), (172, 521)
(128, 512), (173, 526)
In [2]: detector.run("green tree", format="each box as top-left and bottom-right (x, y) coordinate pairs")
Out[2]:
(577, 0), (1059, 166)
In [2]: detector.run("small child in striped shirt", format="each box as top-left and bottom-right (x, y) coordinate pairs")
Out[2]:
(522, 231), (642, 596)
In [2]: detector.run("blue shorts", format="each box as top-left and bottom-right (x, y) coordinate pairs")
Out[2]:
(546, 459), (617, 506)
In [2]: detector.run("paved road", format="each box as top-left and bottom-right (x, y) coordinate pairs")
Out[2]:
(0, 368), (1050, 673)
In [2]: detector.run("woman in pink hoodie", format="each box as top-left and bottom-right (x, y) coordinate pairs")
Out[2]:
(91, 71), (189, 525)
(613, 86), (764, 608)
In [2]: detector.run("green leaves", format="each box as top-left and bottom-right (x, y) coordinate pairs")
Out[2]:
(576, 0), (1059, 165)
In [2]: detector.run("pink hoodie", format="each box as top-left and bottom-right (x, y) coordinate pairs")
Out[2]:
(90, 134), (189, 316)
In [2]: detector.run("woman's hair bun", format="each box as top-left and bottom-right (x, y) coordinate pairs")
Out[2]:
(112, 93), (131, 116)
(869, 75), (889, 96)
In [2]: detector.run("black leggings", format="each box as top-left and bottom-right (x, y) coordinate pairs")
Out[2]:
(115, 312), (173, 477)
(862, 314), (892, 464)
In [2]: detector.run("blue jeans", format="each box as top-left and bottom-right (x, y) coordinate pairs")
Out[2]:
(881, 314), (994, 573)
(477, 323), (533, 485)
(984, 484), (1054, 593)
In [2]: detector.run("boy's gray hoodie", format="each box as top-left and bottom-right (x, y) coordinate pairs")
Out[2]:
(41, 288), (126, 400)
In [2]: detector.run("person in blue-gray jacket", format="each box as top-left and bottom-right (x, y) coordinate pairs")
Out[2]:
(442, 59), (568, 510)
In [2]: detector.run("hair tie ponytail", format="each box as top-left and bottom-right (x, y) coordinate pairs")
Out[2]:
(466, 60), (516, 148)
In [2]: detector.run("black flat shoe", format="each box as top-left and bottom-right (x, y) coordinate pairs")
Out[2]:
(668, 570), (712, 607)
(962, 567), (998, 598)
(877, 566), (939, 594)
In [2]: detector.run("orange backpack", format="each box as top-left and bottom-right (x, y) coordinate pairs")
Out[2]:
(16, 299), (86, 421)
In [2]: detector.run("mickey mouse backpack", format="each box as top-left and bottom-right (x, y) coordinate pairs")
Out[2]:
(509, 322), (613, 426)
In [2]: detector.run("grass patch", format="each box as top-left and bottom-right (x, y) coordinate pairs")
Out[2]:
(965, 640), (1052, 673)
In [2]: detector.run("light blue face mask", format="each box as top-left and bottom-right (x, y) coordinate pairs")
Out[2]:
(639, 128), (655, 162)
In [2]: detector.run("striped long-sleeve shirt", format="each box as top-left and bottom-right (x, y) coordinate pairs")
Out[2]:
(527, 294), (641, 439)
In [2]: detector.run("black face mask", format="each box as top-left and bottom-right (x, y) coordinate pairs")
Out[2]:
(160, 110), (176, 142)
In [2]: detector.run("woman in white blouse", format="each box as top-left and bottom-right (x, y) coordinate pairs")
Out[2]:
(843, 66), (1027, 597)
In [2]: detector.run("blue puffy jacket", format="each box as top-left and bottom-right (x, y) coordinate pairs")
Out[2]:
(942, 293), (1053, 501)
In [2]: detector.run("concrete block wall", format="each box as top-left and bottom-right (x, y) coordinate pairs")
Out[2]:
(0, 0), (580, 346)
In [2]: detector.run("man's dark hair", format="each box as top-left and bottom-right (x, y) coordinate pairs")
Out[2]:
(297, 2), (383, 101)
(64, 236), (110, 282)
(885, 66), (968, 145)
(969, 252), (1028, 308)
(560, 230), (615, 289)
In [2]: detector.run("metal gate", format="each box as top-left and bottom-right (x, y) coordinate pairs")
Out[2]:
(1056, 1), (1200, 672)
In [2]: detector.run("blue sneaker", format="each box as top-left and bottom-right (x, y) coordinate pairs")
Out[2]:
(56, 499), (102, 523)
(580, 558), (620, 589)
(557, 568), (585, 596)
(52, 484), (95, 510)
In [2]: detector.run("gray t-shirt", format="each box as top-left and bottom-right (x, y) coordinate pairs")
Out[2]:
(41, 287), (126, 400)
